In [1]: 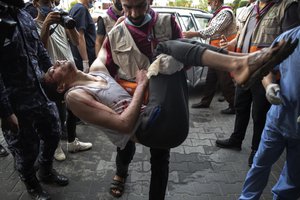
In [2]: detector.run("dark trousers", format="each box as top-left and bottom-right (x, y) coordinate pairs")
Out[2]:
(199, 68), (235, 108)
(230, 82), (271, 150)
(3, 102), (60, 181)
(66, 109), (77, 142)
(136, 70), (189, 149)
(116, 71), (188, 200)
(116, 141), (170, 200)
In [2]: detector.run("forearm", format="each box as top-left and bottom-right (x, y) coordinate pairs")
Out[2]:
(119, 82), (148, 133)
(66, 28), (79, 46)
(77, 31), (89, 60)
(40, 22), (51, 48)
(262, 72), (274, 89)
(95, 35), (105, 56)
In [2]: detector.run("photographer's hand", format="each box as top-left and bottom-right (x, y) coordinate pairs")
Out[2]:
(44, 11), (61, 26)
(39, 11), (61, 48)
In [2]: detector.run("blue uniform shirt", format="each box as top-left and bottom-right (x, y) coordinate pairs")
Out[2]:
(267, 26), (300, 139)
(0, 9), (52, 118)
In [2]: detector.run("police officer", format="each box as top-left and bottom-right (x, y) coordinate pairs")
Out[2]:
(0, 0), (68, 199)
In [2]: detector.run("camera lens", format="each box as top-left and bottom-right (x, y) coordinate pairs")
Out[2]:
(61, 15), (76, 29)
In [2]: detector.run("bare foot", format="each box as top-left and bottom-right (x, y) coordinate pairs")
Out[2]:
(232, 38), (298, 89)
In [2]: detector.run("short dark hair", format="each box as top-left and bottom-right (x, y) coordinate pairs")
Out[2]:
(41, 75), (65, 102)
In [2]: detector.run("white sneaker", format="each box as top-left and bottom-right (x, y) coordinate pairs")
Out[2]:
(67, 138), (92, 153)
(54, 142), (66, 161)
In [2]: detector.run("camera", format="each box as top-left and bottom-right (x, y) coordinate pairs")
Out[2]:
(53, 8), (76, 29)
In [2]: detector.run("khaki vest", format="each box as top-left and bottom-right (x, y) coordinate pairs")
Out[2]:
(108, 14), (172, 80)
(101, 13), (117, 35)
(209, 8), (237, 42)
(237, 0), (298, 52)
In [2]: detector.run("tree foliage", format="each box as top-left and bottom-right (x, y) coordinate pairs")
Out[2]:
(166, 0), (247, 12)
(168, 0), (192, 8)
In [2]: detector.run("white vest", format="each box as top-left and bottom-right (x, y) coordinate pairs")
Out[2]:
(108, 14), (173, 80)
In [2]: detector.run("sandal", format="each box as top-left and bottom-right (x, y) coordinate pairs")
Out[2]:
(109, 175), (127, 198)
(240, 38), (298, 90)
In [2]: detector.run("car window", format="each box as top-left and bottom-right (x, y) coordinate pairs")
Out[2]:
(179, 15), (195, 31)
(194, 14), (210, 30)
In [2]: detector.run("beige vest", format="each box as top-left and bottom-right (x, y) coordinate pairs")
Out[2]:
(237, 0), (298, 52)
(108, 14), (172, 80)
(101, 13), (117, 34)
(210, 8), (237, 41)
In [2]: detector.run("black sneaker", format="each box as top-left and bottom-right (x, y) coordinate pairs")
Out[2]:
(215, 138), (242, 151)
(38, 168), (69, 186)
(248, 150), (257, 167)
(24, 176), (51, 200)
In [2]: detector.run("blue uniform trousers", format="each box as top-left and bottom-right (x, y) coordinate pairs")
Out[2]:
(239, 121), (300, 200)
(3, 102), (60, 181)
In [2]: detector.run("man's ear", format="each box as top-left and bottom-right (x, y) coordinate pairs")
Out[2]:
(57, 83), (65, 93)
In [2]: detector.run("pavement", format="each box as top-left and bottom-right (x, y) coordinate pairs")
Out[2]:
(0, 86), (286, 200)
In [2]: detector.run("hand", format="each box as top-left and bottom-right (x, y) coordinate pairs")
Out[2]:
(219, 35), (228, 49)
(82, 60), (89, 73)
(44, 11), (61, 27)
(266, 83), (282, 105)
(1, 114), (19, 134)
(182, 31), (197, 38)
(136, 69), (149, 86)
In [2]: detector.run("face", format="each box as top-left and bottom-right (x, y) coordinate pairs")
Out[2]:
(34, 0), (55, 17)
(44, 60), (74, 85)
(113, 0), (122, 11)
(207, 0), (218, 12)
(121, 0), (148, 26)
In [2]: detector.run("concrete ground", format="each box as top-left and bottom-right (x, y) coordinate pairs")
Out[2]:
(0, 87), (287, 200)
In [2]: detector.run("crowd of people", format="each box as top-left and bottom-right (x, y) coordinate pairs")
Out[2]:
(0, 0), (300, 200)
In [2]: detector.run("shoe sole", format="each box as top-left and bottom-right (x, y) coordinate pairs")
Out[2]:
(68, 147), (92, 153)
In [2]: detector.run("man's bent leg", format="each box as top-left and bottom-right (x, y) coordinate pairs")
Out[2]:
(116, 140), (136, 178)
(110, 140), (136, 197)
(136, 70), (189, 149)
(149, 148), (170, 200)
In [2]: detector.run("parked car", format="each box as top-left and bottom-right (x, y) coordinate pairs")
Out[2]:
(152, 6), (212, 87)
